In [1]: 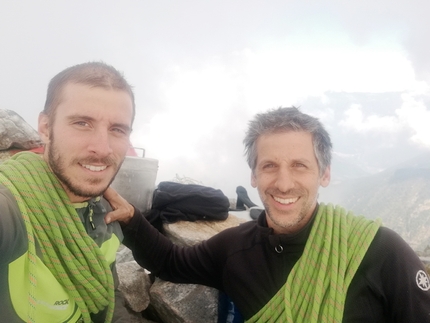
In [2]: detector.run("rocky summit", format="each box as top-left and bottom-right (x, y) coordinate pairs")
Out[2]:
(0, 109), (42, 151)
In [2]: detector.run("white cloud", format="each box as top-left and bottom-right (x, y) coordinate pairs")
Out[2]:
(338, 94), (430, 149)
(132, 63), (238, 160)
(240, 45), (419, 95)
(396, 94), (430, 147)
(339, 104), (402, 133)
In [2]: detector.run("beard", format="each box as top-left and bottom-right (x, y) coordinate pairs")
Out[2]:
(264, 203), (307, 230)
(260, 187), (314, 231)
(47, 134), (121, 199)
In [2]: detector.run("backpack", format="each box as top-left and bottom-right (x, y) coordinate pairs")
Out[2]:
(145, 181), (230, 232)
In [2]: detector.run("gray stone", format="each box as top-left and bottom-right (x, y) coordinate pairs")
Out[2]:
(116, 245), (135, 264)
(0, 109), (42, 150)
(149, 278), (218, 323)
(164, 214), (246, 247)
(126, 307), (155, 323)
(117, 261), (152, 313)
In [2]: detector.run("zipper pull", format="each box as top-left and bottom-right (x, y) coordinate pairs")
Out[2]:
(88, 205), (96, 230)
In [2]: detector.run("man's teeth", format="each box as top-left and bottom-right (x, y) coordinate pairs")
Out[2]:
(83, 165), (107, 172)
(274, 196), (298, 204)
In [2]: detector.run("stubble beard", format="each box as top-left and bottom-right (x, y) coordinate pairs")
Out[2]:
(264, 203), (307, 231)
(261, 188), (313, 232)
(47, 136), (121, 199)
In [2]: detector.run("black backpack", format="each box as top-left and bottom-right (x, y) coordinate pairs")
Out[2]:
(145, 181), (230, 232)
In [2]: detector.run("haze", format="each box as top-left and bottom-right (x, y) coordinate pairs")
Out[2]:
(1, 0), (429, 204)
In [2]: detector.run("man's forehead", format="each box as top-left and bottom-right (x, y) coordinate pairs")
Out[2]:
(256, 130), (313, 145)
(54, 84), (133, 122)
(255, 131), (316, 158)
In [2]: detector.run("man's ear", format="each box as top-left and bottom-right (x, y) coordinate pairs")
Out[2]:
(251, 171), (257, 188)
(38, 113), (50, 144)
(320, 166), (331, 188)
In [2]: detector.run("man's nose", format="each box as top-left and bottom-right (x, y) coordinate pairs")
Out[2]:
(275, 167), (295, 192)
(87, 129), (113, 156)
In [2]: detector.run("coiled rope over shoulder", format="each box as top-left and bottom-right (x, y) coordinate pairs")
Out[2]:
(0, 152), (115, 323)
(248, 203), (381, 323)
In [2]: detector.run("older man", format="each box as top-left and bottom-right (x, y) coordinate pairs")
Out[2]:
(107, 107), (430, 322)
(0, 62), (134, 322)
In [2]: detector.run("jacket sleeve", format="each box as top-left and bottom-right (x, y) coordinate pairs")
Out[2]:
(0, 185), (27, 263)
(379, 228), (430, 322)
(345, 227), (430, 322)
(122, 209), (226, 289)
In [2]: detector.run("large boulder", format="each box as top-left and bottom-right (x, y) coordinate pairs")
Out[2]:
(0, 109), (42, 150)
(117, 261), (152, 313)
(149, 278), (218, 323)
(164, 214), (246, 247)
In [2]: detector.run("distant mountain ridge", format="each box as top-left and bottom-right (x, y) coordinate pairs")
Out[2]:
(319, 151), (430, 251)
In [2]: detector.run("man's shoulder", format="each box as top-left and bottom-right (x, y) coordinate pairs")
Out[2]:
(0, 184), (21, 217)
(373, 226), (412, 250)
(363, 225), (422, 269)
(0, 184), (27, 262)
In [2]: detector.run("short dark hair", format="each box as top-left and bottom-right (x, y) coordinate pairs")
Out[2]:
(43, 61), (135, 123)
(244, 107), (332, 174)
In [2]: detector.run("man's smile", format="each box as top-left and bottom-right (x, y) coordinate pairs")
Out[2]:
(81, 164), (108, 172)
(273, 196), (299, 205)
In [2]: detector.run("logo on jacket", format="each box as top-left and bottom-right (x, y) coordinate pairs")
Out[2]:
(416, 270), (430, 291)
(54, 299), (69, 306)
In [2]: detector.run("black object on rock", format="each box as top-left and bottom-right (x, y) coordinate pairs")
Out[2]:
(230, 186), (264, 220)
(145, 181), (230, 232)
(230, 186), (258, 210)
(249, 206), (263, 220)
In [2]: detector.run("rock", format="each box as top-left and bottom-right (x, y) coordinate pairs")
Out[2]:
(127, 307), (156, 323)
(149, 278), (218, 323)
(117, 261), (152, 312)
(0, 109), (42, 150)
(117, 245), (135, 263)
(164, 214), (246, 246)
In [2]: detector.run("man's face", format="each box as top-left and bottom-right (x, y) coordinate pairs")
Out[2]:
(251, 131), (330, 234)
(38, 83), (133, 203)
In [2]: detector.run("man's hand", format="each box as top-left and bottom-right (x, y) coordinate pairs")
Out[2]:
(104, 187), (135, 225)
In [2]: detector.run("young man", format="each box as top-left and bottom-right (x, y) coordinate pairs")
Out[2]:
(0, 62), (135, 322)
(107, 107), (430, 322)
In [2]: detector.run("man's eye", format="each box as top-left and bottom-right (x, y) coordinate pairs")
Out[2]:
(112, 128), (127, 135)
(75, 121), (89, 127)
(262, 164), (274, 169)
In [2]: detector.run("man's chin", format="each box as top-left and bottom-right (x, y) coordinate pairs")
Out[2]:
(68, 184), (109, 200)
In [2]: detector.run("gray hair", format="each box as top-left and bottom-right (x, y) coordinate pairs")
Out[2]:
(244, 107), (332, 174)
(43, 61), (135, 123)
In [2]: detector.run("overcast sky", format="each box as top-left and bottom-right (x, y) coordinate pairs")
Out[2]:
(1, 0), (430, 204)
